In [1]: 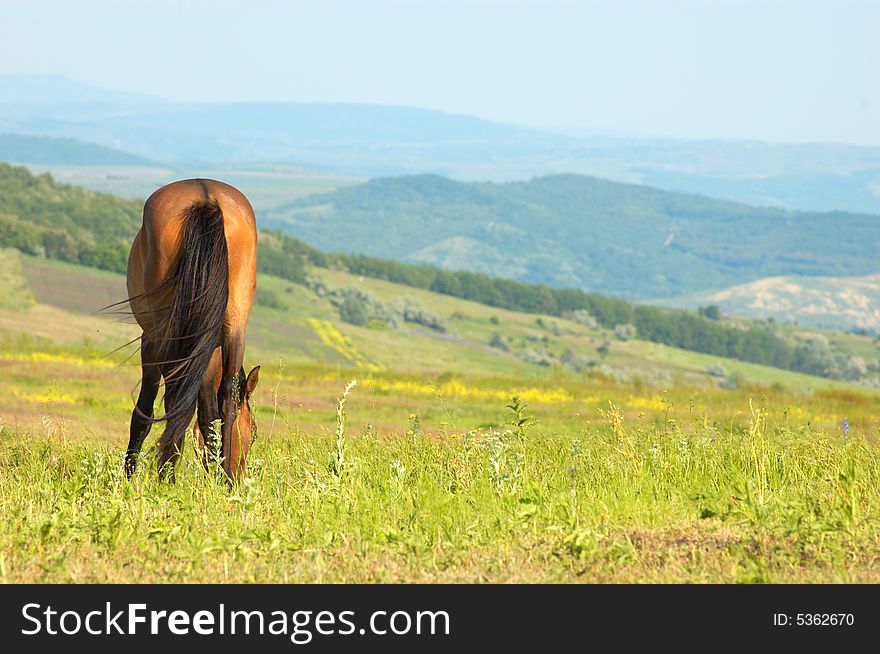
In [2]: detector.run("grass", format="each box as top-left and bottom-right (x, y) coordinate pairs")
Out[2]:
(1, 377), (878, 583)
(1, 249), (879, 583)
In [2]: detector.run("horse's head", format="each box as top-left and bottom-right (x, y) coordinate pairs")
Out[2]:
(227, 365), (260, 479)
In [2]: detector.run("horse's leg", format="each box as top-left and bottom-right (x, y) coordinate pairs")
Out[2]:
(196, 348), (223, 472)
(192, 419), (206, 471)
(219, 332), (246, 480)
(124, 338), (161, 478)
(156, 388), (197, 483)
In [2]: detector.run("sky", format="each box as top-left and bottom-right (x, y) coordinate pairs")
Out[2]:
(0, 0), (877, 145)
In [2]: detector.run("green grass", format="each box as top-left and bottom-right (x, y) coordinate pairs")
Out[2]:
(1, 382), (878, 583)
(2, 250), (879, 583)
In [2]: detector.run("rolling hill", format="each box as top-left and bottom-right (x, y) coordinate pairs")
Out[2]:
(0, 133), (154, 166)
(264, 173), (880, 300)
(1, 247), (876, 394)
(664, 273), (880, 334)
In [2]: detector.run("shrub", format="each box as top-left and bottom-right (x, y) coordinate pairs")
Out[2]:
(394, 296), (447, 332)
(518, 348), (554, 367)
(567, 308), (599, 329)
(698, 305), (722, 320)
(704, 362), (728, 378)
(303, 275), (330, 297)
(560, 348), (593, 372)
(489, 332), (511, 351)
(339, 295), (369, 326)
(614, 322), (637, 341)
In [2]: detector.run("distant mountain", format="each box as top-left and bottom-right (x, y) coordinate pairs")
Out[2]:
(0, 75), (542, 169)
(264, 174), (879, 300)
(0, 74), (170, 119)
(1, 75), (879, 213)
(663, 274), (880, 334)
(0, 133), (154, 166)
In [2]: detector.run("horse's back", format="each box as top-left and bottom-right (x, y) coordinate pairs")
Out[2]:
(128, 179), (258, 333)
(142, 179), (256, 241)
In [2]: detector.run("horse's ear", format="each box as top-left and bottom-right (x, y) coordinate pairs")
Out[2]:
(245, 366), (260, 396)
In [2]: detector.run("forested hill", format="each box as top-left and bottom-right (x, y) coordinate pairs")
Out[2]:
(0, 163), (142, 270)
(264, 174), (880, 300)
(0, 163), (306, 278)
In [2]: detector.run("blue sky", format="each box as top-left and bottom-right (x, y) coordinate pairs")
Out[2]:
(1, 0), (877, 145)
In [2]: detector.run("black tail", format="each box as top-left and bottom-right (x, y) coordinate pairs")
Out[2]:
(151, 201), (228, 434)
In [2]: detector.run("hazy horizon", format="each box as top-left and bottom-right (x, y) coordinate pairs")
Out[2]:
(1, 0), (878, 147)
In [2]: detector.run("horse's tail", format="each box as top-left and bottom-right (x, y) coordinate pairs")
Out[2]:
(154, 200), (229, 434)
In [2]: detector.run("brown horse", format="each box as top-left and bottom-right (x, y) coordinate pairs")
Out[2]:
(124, 179), (260, 482)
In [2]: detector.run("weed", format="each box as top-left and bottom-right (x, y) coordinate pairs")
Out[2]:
(329, 380), (357, 480)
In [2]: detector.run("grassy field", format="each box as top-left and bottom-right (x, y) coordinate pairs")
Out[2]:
(0, 249), (878, 583)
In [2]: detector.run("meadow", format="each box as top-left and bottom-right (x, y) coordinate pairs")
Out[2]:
(0, 249), (878, 583)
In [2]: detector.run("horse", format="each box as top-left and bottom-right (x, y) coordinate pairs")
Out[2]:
(123, 178), (260, 482)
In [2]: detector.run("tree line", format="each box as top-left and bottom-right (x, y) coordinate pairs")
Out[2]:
(261, 229), (831, 377)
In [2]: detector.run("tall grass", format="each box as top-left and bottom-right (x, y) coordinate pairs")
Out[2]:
(0, 382), (877, 583)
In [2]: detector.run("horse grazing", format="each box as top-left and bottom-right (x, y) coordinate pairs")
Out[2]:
(124, 179), (260, 482)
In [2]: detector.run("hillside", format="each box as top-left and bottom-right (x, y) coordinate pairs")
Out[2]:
(265, 174), (880, 300)
(665, 273), (880, 334)
(2, 248), (876, 394)
(0, 133), (154, 166)
(0, 163), (327, 278)
(0, 162), (142, 270)
(3, 76), (880, 213)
